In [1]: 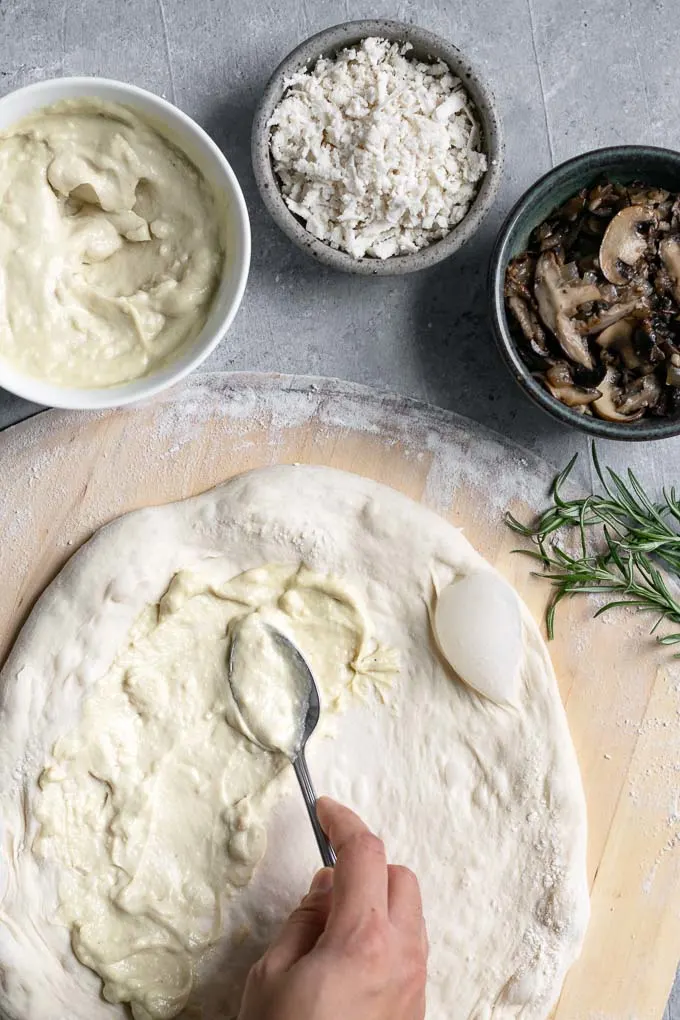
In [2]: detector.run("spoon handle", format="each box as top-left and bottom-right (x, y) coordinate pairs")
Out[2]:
(292, 753), (337, 868)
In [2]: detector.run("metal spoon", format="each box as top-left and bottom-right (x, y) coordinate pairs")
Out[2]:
(228, 622), (336, 868)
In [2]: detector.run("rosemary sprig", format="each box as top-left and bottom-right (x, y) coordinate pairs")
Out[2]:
(506, 443), (680, 647)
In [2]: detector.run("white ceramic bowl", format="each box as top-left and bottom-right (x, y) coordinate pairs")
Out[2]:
(0, 77), (251, 409)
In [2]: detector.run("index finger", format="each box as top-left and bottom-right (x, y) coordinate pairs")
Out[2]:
(316, 797), (388, 933)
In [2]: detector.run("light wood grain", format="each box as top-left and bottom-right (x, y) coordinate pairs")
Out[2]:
(0, 372), (677, 1019)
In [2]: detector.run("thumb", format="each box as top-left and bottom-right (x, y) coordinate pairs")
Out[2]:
(264, 869), (334, 973)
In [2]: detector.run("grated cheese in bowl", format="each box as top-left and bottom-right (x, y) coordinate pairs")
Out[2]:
(267, 36), (488, 260)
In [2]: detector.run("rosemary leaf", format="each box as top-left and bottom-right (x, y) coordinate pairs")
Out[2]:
(506, 443), (680, 651)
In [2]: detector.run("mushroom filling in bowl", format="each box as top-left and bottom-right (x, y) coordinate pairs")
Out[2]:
(504, 180), (680, 422)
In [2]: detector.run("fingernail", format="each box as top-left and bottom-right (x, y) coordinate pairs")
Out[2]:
(310, 867), (334, 894)
(315, 796), (336, 831)
(316, 797), (330, 819)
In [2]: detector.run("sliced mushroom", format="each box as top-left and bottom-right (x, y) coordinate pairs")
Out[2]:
(534, 221), (577, 252)
(596, 319), (631, 349)
(659, 236), (680, 303)
(544, 362), (601, 407)
(667, 352), (680, 387)
(504, 252), (536, 303)
(587, 181), (625, 217)
(671, 196), (680, 231)
(617, 374), (663, 415)
(534, 251), (600, 369)
(580, 298), (639, 335)
(507, 295), (550, 359)
(595, 317), (642, 370)
(558, 189), (587, 222)
(628, 185), (670, 207)
(507, 295), (550, 358)
(599, 205), (657, 285)
(552, 320), (594, 369)
(635, 316), (671, 364)
(592, 367), (645, 422)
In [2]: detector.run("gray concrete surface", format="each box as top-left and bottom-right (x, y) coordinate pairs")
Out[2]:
(0, 0), (678, 1012)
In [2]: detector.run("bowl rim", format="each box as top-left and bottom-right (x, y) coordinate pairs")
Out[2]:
(251, 18), (504, 276)
(0, 75), (251, 410)
(489, 143), (680, 441)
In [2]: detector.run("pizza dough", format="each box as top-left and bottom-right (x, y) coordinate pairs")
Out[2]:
(0, 466), (589, 1020)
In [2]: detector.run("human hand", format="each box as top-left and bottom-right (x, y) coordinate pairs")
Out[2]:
(237, 797), (428, 1020)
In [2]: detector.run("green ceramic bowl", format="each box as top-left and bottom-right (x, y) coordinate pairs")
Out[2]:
(489, 145), (680, 441)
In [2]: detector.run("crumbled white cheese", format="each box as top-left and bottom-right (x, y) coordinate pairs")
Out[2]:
(268, 37), (488, 260)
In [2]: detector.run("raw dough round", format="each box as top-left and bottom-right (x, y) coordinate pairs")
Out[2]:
(0, 466), (589, 1020)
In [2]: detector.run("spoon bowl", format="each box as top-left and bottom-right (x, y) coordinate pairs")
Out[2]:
(228, 621), (336, 867)
(264, 625), (321, 755)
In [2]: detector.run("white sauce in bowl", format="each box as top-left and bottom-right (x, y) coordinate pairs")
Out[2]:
(0, 99), (223, 387)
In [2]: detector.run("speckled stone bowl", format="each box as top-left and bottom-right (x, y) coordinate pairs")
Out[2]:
(252, 19), (503, 276)
(489, 145), (680, 441)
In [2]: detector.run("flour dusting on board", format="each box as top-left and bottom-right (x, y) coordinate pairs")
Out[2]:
(143, 374), (555, 523)
(422, 427), (538, 516)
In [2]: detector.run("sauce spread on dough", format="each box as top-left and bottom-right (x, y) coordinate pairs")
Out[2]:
(0, 99), (223, 387)
(33, 563), (397, 1019)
